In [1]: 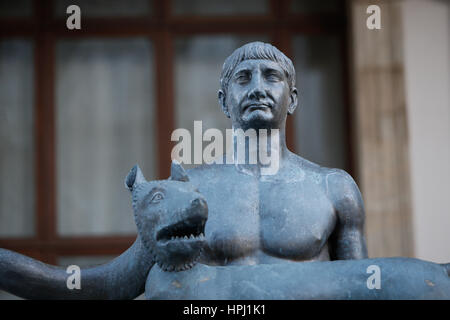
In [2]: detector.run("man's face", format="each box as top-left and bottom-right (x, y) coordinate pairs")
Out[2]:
(222, 59), (295, 130)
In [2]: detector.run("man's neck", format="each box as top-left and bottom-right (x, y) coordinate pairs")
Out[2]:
(225, 125), (288, 177)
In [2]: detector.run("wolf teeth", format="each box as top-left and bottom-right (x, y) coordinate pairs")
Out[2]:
(168, 233), (206, 241)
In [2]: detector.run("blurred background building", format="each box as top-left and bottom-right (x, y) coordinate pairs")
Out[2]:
(0, 0), (449, 298)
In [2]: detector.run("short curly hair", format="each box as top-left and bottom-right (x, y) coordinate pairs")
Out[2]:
(220, 42), (296, 94)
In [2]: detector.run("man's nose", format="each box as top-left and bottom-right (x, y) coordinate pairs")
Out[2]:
(247, 75), (266, 100)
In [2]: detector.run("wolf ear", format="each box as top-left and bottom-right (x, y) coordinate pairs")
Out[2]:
(125, 164), (146, 192)
(170, 159), (189, 182)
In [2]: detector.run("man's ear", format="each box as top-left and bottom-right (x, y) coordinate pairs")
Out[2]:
(287, 87), (298, 115)
(125, 164), (146, 192)
(218, 89), (230, 118)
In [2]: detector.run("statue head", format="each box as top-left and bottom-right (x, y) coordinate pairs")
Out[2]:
(125, 161), (208, 271)
(218, 42), (298, 130)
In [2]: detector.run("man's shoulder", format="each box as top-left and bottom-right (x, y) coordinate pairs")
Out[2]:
(318, 166), (364, 222)
(183, 155), (359, 192)
(288, 153), (354, 183)
(288, 153), (361, 201)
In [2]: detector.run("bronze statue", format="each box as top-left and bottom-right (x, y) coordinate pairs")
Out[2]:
(1, 42), (449, 299)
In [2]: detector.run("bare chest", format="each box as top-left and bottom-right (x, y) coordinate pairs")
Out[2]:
(199, 178), (336, 264)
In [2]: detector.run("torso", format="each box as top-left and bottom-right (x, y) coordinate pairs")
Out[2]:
(188, 154), (337, 266)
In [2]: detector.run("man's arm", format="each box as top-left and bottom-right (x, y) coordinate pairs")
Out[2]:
(325, 169), (368, 260)
(0, 236), (154, 299)
(146, 257), (450, 299)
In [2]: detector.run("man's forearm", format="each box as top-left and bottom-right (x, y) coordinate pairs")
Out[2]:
(146, 258), (450, 300)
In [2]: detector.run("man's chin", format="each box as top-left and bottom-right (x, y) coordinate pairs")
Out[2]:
(240, 111), (278, 130)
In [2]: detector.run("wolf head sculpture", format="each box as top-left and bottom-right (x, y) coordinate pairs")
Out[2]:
(125, 161), (208, 272)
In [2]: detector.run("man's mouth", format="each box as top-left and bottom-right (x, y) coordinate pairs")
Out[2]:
(242, 103), (272, 112)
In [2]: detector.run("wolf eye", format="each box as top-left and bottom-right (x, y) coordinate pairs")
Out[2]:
(150, 192), (164, 204)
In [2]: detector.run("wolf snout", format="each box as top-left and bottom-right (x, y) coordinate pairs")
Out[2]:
(191, 197), (207, 208)
(190, 197), (208, 219)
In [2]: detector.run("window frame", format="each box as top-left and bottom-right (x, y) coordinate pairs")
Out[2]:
(0, 0), (350, 265)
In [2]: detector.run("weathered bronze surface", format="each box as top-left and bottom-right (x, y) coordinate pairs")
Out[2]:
(1, 42), (449, 299)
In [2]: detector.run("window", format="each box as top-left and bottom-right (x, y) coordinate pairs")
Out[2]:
(0, 0), (349, 298)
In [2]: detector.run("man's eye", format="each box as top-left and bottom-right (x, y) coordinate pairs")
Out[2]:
(150, 192), (164, 203)
(266, 73), (281, 81)
(235, 73), (250, 83)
